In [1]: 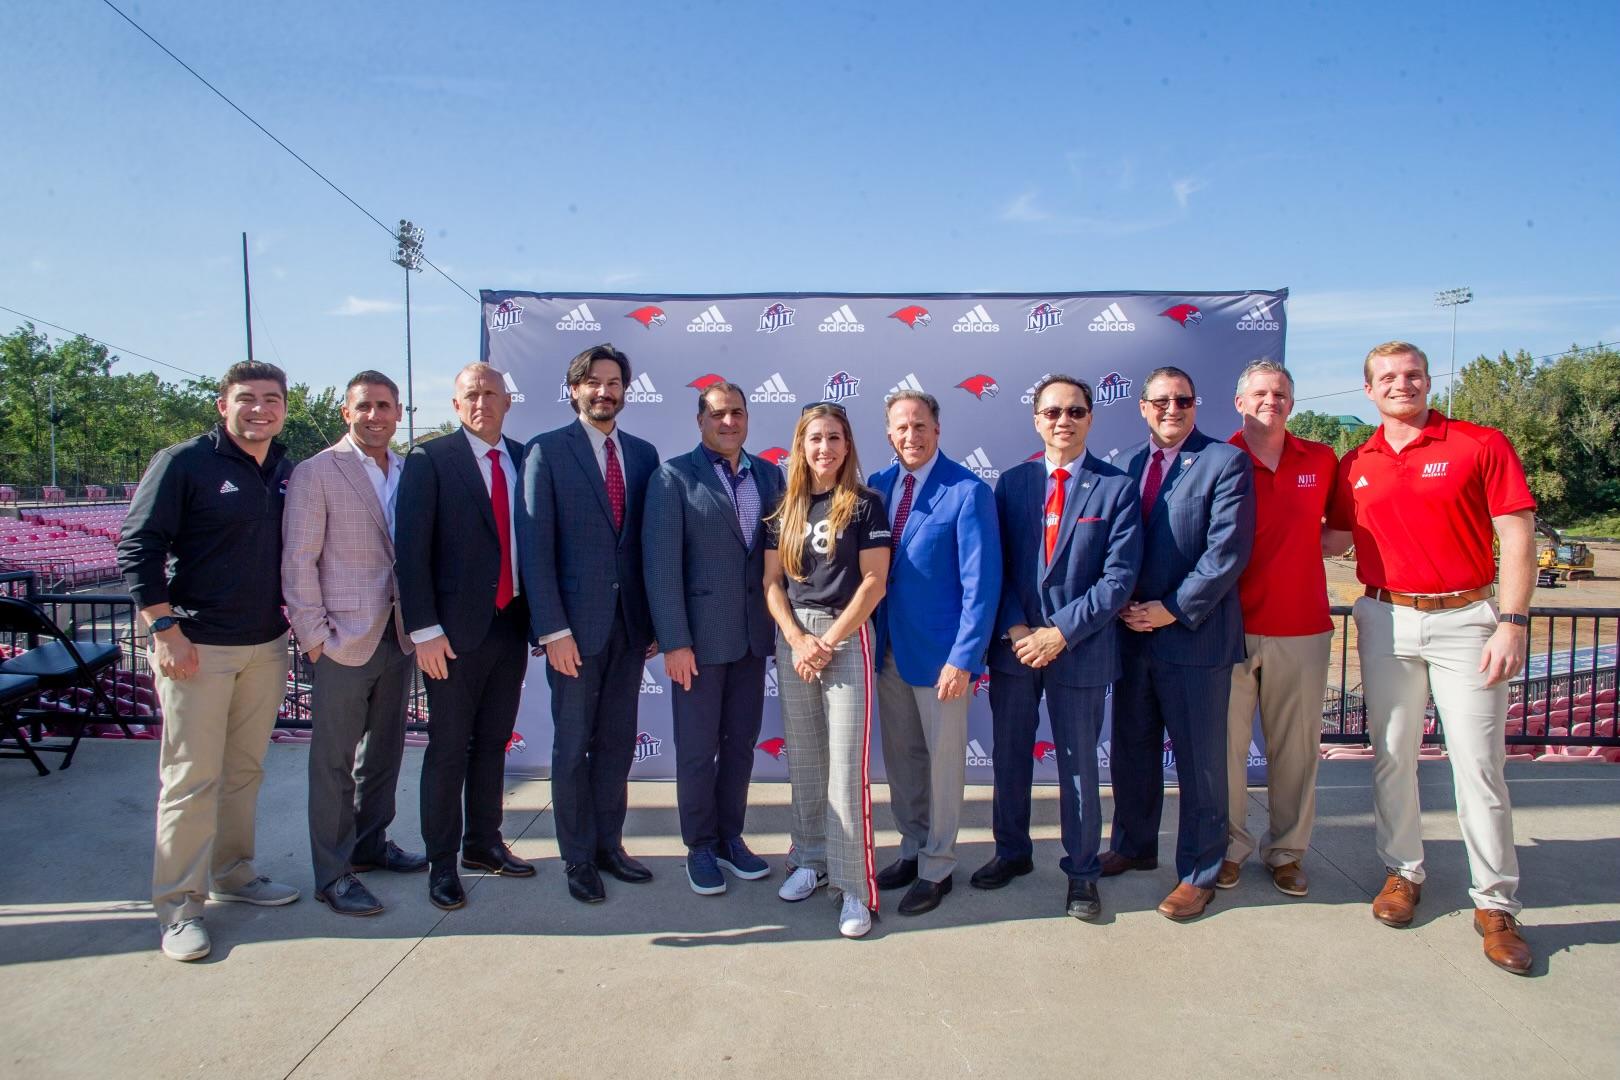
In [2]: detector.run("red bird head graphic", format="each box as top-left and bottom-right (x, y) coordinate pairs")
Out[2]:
(972, 672), (991, 696)
(760, 447), (790, 468)
(626, 305), (666, 328)
(757, 737), (787, 759)
(505, 731), (528, 754)
(956, 374), (1000, 399)
(1033, 740), (1057, 762)
(889, 305), (932, 328)
(687, 373), (726, 390)
(1159, 303), (1203, 327)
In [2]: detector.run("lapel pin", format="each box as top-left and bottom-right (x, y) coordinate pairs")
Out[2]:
(1182, 456), (1193, 468)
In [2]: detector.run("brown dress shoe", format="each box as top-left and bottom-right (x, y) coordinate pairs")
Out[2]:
(1269, 860), (1308, 897)
(1215, 860), (1241, 889)
(1371, 873), (1421, 926)
(1098, 850), (1158, 877)
(1475, 909), (1532, 974)
(1156, 883), (1215, 921)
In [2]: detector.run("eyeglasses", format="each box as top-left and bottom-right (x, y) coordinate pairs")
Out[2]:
(1036, 405), (1090, 422)
(1144, 396), (1197, 412)
(801, 401), (847, 416)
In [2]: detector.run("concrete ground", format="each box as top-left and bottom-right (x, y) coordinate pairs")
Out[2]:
(2, 743), (1616, 1080)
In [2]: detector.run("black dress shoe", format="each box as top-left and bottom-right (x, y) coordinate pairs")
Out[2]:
(875, 857), (919, 891)
(1098, 850), (1158, 877)
(461, 843), (536, 877)
(1066, 879), (1102, 922)
(317, 873), (385, 916)
(428, 865), (466, 911)
(897, 875), (952, 916)
(566, 862), (607, 904)
(595, 847), (653, 884)
(970, 855), (1035, 890)
(352, 840), (429, 874)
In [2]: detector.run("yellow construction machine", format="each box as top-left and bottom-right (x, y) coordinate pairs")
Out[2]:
(1536, 521), (1597, 584)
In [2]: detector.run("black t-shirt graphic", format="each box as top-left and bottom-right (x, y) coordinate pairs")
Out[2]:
(767, 489), (889, 612)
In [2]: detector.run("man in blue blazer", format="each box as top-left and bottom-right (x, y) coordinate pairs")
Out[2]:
(1109, 365), (1254, 921)
(642, 381), (784, 897)
(972, 374), (1142, 921)
(869, 390), (1001, 917)
(518, 344), (660, 905)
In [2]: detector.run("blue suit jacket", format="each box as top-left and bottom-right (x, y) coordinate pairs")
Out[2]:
(989, 452), (1142, 688)
(642, 446), (784, 667)
(1119, 427), (1254, 667)
(517, 419), (658, 656)
(868, 455), (1001, 685)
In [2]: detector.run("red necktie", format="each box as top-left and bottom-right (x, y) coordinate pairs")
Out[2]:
(890, 473), (915, 555)
(1044, 467), (1068, 562)
(1141, 449), (1167, 520)
(487, 449), (513, 610)
(604, 434), (626, 530)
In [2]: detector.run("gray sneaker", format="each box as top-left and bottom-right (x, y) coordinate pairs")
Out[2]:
(208, 876), (301, 906)
(160, 918), (211, 961)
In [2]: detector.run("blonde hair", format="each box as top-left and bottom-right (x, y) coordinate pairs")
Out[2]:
(767, 405), (865, 581)
(1363, 341), (1428, 384)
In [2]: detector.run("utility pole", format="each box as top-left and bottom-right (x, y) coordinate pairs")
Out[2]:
(242, 232), (255, 362)
(1434, 287), (1473, 415)
(392, 220), (425, 445)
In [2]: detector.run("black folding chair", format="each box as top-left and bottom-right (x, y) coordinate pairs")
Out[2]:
(0, 596), (126, 771)
(0, 672), (46, 775)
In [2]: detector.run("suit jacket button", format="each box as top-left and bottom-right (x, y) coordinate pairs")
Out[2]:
(611, 582), (619, 590)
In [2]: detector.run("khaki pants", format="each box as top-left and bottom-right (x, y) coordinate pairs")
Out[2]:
(1226, 630), (1332, 867)
(1353, 597), (1520, 914)
(151, 634), (289, 925)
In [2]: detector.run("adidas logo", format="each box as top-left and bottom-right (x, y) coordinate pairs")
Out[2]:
(952, 303), (1000, 334)
(750, 373), (797, 404)
(1096, 739), (1110, 769)
(818, 304), (866, 333)
(1236, 298), (1280, 331)
(639, 667), (665, 695)
(1020, 372), (1054, 405)
(633, 731), (663, 760)
(1246, 740), (1267, 769)
(501, 370), (525, 403)
(1088, 302), (1135, 333)
(625, 374), (664, 403)
(764, 666), (780, 697)
(965, 739), (993, 767)
(888, 373), (925, 397)
(686, 304), (733, 334)
(1354, 476), (1369, 490)
(961, 447), (1000, 480)
(555, 302), (601, 332)
(218, 480), (239, 494)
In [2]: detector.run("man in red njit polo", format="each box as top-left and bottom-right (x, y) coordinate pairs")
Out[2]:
(1324, 340), (1537, 975)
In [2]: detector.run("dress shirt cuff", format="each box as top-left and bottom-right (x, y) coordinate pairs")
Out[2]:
(535, 627), (572, 647)
(409, 625), (447, 646)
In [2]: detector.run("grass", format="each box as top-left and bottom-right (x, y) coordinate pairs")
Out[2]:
(1554, 512), (1620, 539)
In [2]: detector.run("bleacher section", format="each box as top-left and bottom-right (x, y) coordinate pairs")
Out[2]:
(0, 505), (127, 588)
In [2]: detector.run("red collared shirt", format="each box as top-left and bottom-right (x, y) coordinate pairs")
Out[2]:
(1230, 430), (1336, 636)
(1328, 410), (1535, 594)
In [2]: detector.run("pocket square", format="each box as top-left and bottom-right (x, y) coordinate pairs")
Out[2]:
(1076, 516), (1105, 523)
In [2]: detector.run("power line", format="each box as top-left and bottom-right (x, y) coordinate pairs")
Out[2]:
(98, 0), (479, 305)
(1294, 340), (1618, 404)
(0, 303), (208, 380)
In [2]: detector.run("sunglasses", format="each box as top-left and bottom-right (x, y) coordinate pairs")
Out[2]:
(801, 401), (848, 416)
(1144, 396), (1197, 412)
(1036, 405), (1091, 422)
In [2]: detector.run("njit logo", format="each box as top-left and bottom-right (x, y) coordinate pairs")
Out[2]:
(956, 374), (999, 399)
(633, 731), (663, 761)
(1297, 473), (1319, 488)
(1162, 738), (1178, 771)
(1159, 303), (1203, 327)
(1026, 301), (1064, 333)
(953, 304), (1000, 333)
(757, 302), (796, 333)
(687, 305), (733, 333)
(823, 371), (861, 402)
(961, 448), (999, 480)
(819, 304), (865, 333)
(1088, 302), (1135, 333)
(501, 371), (526, 404)
(757, 737), (787, 760)
(1236, 298), (1280, 332)
(751, 373), (796, 403)
(625, 374), (663, 403)
(626, 305), (666, 329)
(555, 302), (601, 332)
(556, 382), (571, 403)
(504, 730), (527, 755)
(639, 666), (665, 694)
(888, 305), (931, 329)
(1033, 740), (1057, 763)
(760, 447), (790, 470)
(965, 739), (993, 767)
(688, 373), (727, 392)
(764, 665), (780, 698)
(1095, 371), (1134, 406)
(1421, 462), (1449, 478)
(1020, 373), (1054, 405)
(487, 298), (524, 332)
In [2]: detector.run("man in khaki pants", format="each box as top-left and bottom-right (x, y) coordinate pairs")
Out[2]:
(118, 360), (301, 962)
(1325, 341), (1537, 975)
(1218, 360), (1338, 898)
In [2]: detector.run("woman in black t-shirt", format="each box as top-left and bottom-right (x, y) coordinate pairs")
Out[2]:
(763, 403), (890, 939)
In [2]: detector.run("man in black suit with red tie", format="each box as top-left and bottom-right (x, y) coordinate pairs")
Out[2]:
(396, 362), (535, 911)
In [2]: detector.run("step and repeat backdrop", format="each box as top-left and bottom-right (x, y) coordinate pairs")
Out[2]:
(480, 290), (1288, 785)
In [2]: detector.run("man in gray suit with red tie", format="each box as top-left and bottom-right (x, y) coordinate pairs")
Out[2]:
(284, 371), (427, 916)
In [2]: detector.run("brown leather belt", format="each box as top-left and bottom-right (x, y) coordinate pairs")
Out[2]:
(1364, 584), (1494, 611)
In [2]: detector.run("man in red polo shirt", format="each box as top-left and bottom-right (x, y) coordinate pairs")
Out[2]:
(1219, 360), (1337, 899)
(1324, 341), (1536, 975)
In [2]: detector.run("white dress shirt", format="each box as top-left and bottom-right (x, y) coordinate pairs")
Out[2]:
(344, 434), (402, 539)
(888, 450), (939, 530)
(534, 416), (624, 648)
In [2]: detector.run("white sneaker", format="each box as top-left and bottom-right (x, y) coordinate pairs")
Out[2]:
(777, 866), (827, 902)
(208, 876), (300, 906)
(838, 894), (872, 939)
(160, 918), (211, 962)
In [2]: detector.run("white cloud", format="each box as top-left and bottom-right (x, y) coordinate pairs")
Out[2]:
(329, 296), (403, 317)
(998, 191), (1051, 224)
(1171, 176), (1207, 210)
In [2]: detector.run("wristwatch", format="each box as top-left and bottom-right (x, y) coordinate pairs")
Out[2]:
(1498, 613), (1530, 627)
(150, 615), (181, 634)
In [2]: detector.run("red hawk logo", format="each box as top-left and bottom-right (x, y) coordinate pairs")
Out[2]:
(757, 737), (787, 759)
(888, 305), (932, 329)
(626, 305), (666, 328)
(972, 672), (991, 696)
(505, 730), (528, 754)
(687, 373), (726, 390)
(760, 447), (790, 468)
(1033, 740), (1057, 762)
(956, 374), (999, 399)
(1159, 303), (1203, 327)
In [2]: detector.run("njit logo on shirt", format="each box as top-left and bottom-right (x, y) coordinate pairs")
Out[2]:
(633, 731), (663, 761)
(626, 305), (666, 329)
(687, 305), (733, 333)
(1095, 371), (1134, 406)
(487, 298), (524, 332)
(1296, 472), (1319, 488)
(1025, 301), (1064, 333)
(965, 739), (993, 767)
(639, 665), (665, 694)
(822, 371), (861, 402)
(1421, 462), (1449, 478)
(1020, 373), (1054, 405)
(961, 448), (1000, 480)
(757, 303), (795, 333)
(1033, 741), (1057, 763)
(757, 736), (787, 759)
(956, 374), (999, 399)
(555, 302), (602, 332)
(1235, 298), (1281, 332)
(953, 304), (1000, 333)
(625, 374), (663, 403)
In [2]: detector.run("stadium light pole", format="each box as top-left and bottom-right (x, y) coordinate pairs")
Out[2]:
(392, 220), (426, 446)
(1434, 286), (1473, 414)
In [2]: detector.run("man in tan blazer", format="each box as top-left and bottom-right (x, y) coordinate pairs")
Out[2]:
(283, 371), (426, 916)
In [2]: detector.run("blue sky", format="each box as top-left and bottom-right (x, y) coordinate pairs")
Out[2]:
(4, 1), (1616, 429)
